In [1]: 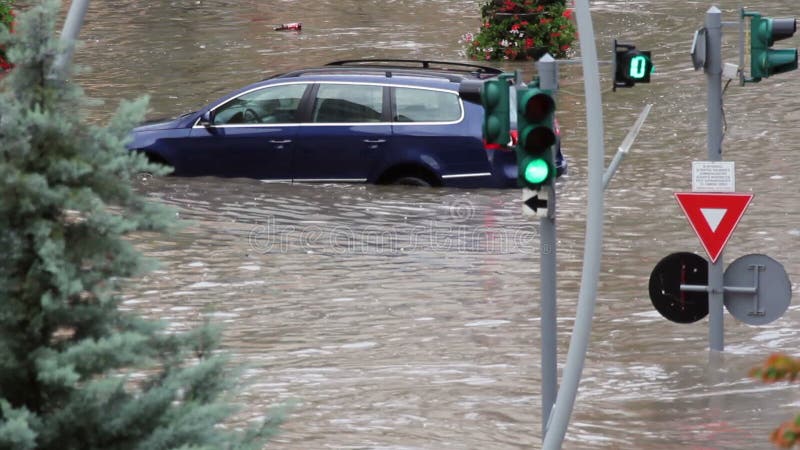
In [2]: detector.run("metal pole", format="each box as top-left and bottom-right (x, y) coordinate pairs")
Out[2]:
(738, 9), (746, 84)
(542, 0), (605, 445)
(52, 0), (90, 79)
(536, 54), (558, 439)
(603, 104), (653, 190)
(705, 6), (725, 352)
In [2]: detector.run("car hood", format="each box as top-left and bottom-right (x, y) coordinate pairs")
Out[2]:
(134, 113), (195, 132)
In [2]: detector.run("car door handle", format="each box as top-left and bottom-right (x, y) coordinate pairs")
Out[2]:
(269, 139), (292, 144)
(363, 139), (386, 144)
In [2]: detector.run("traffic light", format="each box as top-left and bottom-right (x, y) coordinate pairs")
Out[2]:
(516, 86), (556, 190)
(481, 78), (511, 146)
(613, 39), (653, 91)
(743, 10), (798, 82)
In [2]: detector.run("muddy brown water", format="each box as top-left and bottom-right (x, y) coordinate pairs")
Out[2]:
(69, 1), (800, 448)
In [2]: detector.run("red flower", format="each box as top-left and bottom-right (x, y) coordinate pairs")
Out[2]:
(550, 32), (561, 38)
(563, 9), (574, 20)
(525, 37), (535, 49)
(539, 18), (552, 25)
(0, 10), (13, 72)
(536, 5), (545, 12)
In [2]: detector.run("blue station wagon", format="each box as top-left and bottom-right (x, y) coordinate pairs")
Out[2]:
(128, 59), (567, 188)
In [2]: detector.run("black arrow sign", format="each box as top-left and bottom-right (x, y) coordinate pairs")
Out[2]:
(524, 195), (547, 213)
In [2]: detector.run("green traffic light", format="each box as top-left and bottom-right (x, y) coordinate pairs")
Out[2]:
(482, 81), (501, 108)
(481, 78), (510, 145)
(516, 86), (556, 188)
(524, 158), (550, 185)
(745, 10), (798, 81)
(485, 116), (502, 142)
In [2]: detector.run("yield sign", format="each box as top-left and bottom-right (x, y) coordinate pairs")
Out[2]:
(675, 193), (753, 263)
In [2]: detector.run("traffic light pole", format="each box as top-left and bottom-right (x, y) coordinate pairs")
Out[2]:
(52, 0), (91, 80)
(705, 6), (725, 352)
(536, 54), (558, 439)
(542, 0), (605, 446)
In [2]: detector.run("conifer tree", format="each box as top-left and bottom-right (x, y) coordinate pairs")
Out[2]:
(0, 2), (280, 448)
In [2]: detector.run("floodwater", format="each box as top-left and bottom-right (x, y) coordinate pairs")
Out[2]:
(69, 0), (800, 448)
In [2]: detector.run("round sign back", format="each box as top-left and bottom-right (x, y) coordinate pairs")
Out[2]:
(649, 252), (709, 324)
(724, 254), (792, 326)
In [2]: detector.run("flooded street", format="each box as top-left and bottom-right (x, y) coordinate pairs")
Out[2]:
(70, 1), (800, 448)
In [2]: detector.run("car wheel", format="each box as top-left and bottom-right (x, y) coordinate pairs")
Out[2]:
(136, 153), (173, 179)
(388, 176), (432, 187)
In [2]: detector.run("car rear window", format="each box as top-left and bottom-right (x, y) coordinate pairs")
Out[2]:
(393, 87), (461, 123)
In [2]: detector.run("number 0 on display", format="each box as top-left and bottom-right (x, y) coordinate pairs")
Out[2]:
(629, 55), (648, 79)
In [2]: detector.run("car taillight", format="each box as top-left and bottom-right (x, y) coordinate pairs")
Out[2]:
(483, 141), (504, 151)
(484, 129), (518, 152)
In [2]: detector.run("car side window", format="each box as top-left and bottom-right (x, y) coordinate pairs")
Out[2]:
(212, 83), (307, 125)
(312, 84), (383, 123)
(393, 87), (461, 123)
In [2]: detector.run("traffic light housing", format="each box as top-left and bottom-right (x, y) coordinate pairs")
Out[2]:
(481, 78), (511, 146)
(744, 10), (798, 82)
(516, 86), (556, 190)
(613, 39), (653, 91)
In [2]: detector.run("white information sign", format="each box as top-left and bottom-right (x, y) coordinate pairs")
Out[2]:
(692, 161), (735, 192)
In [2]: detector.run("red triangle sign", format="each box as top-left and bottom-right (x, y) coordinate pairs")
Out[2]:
(675, 193), (753, 263)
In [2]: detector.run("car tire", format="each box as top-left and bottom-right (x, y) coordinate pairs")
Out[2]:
(388, 176), (432, 187)
(137, 152), (174, 178)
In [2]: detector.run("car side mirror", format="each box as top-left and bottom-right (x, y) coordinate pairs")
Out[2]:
(198, 111), (214, 127)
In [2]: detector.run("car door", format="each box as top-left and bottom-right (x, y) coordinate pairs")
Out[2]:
(180, 83), (309, 180)
(292, 83), (390, 183)
(390, 86), (490, 182)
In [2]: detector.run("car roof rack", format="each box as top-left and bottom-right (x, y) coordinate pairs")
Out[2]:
(270, 60), (503, 83)
(325, 59), (503, 77)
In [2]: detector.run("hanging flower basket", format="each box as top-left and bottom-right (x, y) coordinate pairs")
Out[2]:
(0, 1), (14, 73)
(462, 0), (576, 61)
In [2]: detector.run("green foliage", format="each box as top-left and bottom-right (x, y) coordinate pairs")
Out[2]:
(0, 1), (281, 448)
(0, 0), (13, 70)
(750, 353), (800, 448)
(0, 0), (12, 28)
(462, 0), (576, 61)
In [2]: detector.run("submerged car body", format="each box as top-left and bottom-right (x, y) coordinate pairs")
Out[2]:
(128, 59), (567, 188)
